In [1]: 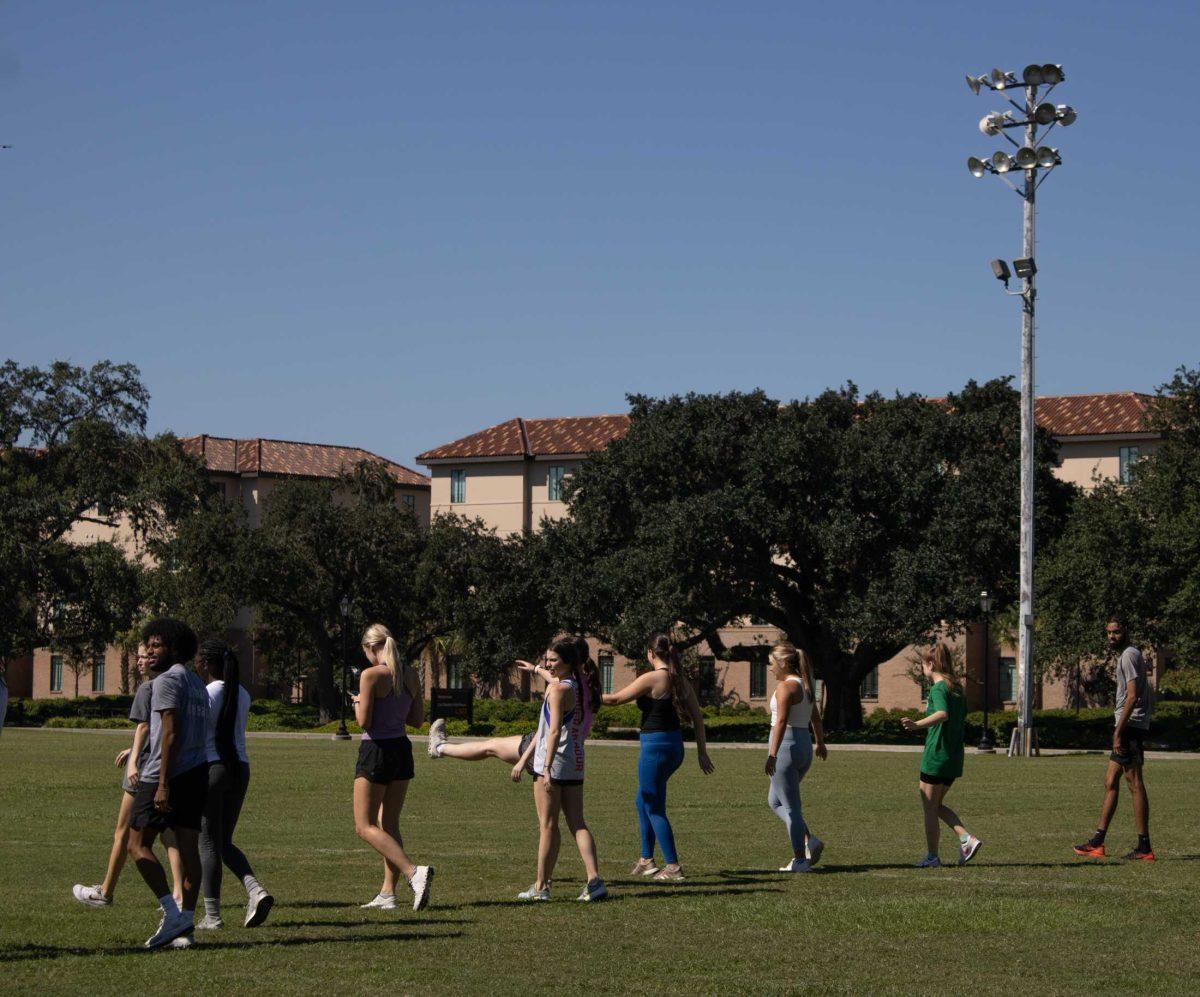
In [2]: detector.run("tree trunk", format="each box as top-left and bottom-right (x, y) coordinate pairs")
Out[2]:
(821, 667), (864, 731)
(120, 649), (131, 694)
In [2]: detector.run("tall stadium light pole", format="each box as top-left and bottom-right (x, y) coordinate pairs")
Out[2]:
(966, 64), (1076, 756)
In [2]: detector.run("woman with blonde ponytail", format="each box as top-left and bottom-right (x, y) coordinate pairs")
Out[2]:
(351, 624), (434, 911)
(764, 643), (827, 872)
(601, 633), (714, 881)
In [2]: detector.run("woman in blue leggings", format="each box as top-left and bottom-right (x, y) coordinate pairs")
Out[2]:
(602, 634), (713, 880)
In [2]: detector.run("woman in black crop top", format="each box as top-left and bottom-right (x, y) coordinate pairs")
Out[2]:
(602, 634), (713, 880)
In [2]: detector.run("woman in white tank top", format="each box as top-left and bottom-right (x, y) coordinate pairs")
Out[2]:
(764, 643), (828, 872)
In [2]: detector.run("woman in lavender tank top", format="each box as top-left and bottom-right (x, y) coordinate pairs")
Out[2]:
(350, 624), (434, 913)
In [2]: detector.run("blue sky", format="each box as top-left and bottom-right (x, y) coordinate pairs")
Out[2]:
(2, 1), (1197, 468)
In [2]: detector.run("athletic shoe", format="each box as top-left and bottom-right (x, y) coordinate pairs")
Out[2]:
(916, 855), (941, 869)
(145, 910), (192, 950)
(577, 879), (608, 902)
(360, 892), (397, 910)
(779, 858), (813, 873)
(630, 858), (659, 876)
(71, 884), (112, 908)
(958, 835), (983, 866)
(652, 866), (685, 881)
(517, 883), (551, 901)
(195, 914), (223, 931)
(427, 718), (447, 758)
(169, 932), (194, 950)
(244, 891), (274, 928)
(1122, 847), (1156, 862)
(805, 836), (824, 868)
(1073, 841), (1106, 858)
(409, 865), (434, 911)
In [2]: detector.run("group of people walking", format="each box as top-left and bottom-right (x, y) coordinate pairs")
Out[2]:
(66, 614), (1155, 950)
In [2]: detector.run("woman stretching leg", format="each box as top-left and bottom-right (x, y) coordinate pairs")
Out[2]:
(602, 633), (714, 880)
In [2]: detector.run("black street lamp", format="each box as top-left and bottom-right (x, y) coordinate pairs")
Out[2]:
(334, 595), (352, 741)
(978, 590), (996, 753)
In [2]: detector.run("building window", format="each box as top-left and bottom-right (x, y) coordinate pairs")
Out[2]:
(50, 654), (63, 693)
(599, 652), (614, 694)
(548, 465), (566, 502)
(446, 657), (467, 689)
(1119, 446), (1140, 484)
(998, 656), (1016, 702)
(750, 660), (767, 698)
(402, 494), (416, 511)
(91, 656), (105, 693)
(697, 656), (717, 705)
(450, 469), (466, 504)
(861, 666), (879, 699)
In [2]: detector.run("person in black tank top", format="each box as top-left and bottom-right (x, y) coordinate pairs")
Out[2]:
(602, 634), (714, 880)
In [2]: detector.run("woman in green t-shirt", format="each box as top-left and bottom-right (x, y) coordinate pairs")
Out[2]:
(901, 644), (982, 869)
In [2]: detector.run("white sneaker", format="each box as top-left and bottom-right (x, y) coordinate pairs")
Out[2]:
(360, 892), (397, 910)
(145, 910), (192, 950)
(577, 879), (608, 902)
(427, 718), (447, 758)
(958, 835), (982, 866)
(409, 866), (434, 911)
(169, 932), (194, 949)
(916, 854), (942, 869)
(195, 914), (223, 930)
(631, 858), (660, 876)
(72, 884), (112, 908)
(244, 891), (274, 927)
(805, 836), (824, 867)
(779, 858), (813, 873)
(517, 882), (551, 901)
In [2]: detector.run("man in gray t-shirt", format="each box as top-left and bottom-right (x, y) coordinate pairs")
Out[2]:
(1072, 617), (1154, 862)
(139, 664), (210, 785)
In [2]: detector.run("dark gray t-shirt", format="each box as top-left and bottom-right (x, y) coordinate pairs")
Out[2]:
(139, 664), (210, 782)
(1114, 646), (1152, 730)
(124, 680), (155, 790)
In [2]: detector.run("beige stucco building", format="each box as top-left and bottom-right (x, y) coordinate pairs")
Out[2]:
(418, 393), (1158, 715)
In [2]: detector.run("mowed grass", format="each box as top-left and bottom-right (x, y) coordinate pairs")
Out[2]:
(2, 730), (1199, 995)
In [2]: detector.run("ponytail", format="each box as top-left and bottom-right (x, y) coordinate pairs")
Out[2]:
(362, 623), (404, 693)
(571, 635), (601, 715)
(646, 632), (687, 716)
(199, 637), (241, 766)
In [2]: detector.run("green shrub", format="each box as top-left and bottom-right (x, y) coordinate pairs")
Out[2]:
(44, 716), (135, 729)
(1158, 666), (1200, 701)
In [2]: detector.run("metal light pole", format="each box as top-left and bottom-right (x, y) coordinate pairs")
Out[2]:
(966, 64), (1076, 757)
(978, 590), (996, 753)
(333, 595), (351, 741)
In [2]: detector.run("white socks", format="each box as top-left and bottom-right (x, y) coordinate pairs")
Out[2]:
(204, 898), (221, 918)
(242, 874), (265, 898)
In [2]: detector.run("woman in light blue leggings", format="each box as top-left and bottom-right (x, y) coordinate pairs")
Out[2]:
(602, 634), (714, 880)
(764, 643), (827, 872)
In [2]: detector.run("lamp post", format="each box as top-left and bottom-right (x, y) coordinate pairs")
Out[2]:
(966, 63), (1076, 757)
(978, 590), (996, 753)
(333, 595), (351, 741)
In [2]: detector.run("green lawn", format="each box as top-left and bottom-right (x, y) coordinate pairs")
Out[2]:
(1, 730), (1198, 995)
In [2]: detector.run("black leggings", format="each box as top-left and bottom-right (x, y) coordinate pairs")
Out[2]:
(200, 761), (254, 901)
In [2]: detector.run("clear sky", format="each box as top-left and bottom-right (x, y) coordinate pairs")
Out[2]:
(2, 1), (1197, 469)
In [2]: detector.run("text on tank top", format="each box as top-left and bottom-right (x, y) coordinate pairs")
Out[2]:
(771, 675), (813, 728)
(533, 679), (586, 779)
(362, 673), (413, 741)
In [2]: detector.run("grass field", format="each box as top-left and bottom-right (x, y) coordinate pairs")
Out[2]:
(1, 730), (1198, 995)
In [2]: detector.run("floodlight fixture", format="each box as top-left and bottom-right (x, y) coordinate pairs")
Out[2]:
(1041, 64), (1065, 85)
(990, 259), (1012, 283)
(1013, 258), (1037, 278)
(1014, 147), (1038, 169)
(979, 111), (1012, 136)
(1033, 102), (1058, 125)
(1036, 146), (1060, 168)
(991, 150), (1013, 173)
(967, 156), (990, 177)
(1056, 104), (1077, 126)
(966, 73), (989, 94)
(990, 67), (1015, 90)
(1022, 64), (1045, 86)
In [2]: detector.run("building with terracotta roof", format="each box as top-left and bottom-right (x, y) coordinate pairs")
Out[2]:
(417, 392), (1159, 716)
(29, 435), (430, 700)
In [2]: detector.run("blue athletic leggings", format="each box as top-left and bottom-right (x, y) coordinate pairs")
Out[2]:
(637, 731), (685, 865)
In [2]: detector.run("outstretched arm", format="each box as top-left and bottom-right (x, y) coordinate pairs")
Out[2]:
(601, 670), (656, 706)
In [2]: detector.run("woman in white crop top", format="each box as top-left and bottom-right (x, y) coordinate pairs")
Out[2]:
(764, 643), (827, 872)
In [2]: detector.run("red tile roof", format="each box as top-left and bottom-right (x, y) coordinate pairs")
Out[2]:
(1035, 393), (1155, 437)
(417, 393), (1156, 462)
(417, 416), (631, 461)
(182, 436), (430, 488)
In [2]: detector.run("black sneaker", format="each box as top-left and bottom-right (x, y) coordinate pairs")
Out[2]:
(1122, 847), (1156, 862)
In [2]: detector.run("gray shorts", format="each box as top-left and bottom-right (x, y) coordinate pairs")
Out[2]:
(519, 733), (536, 775)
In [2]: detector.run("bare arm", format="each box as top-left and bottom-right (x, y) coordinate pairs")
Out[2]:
(155, 710), (177, 809)
(765, 682), (796, 775)
(902, 710), (948, 731)
(404, 667), (424, 728)
(512, 731), (537, 782)
(541, 683), (566, 770)
(680, 677), (715, 774)
(810, 701), (827, 760)
(354, 670), (378, 730)
(601, 670), (657, 706)
(122, 722), (149, 785)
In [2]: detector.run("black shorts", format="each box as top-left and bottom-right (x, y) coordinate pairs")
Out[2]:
(1111, 727), (1147, 767)
(356, 737), (415, 785)
(920, 771), (955, 788)
(534, 773), (584, 787)
(131, 763), (210, 831)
